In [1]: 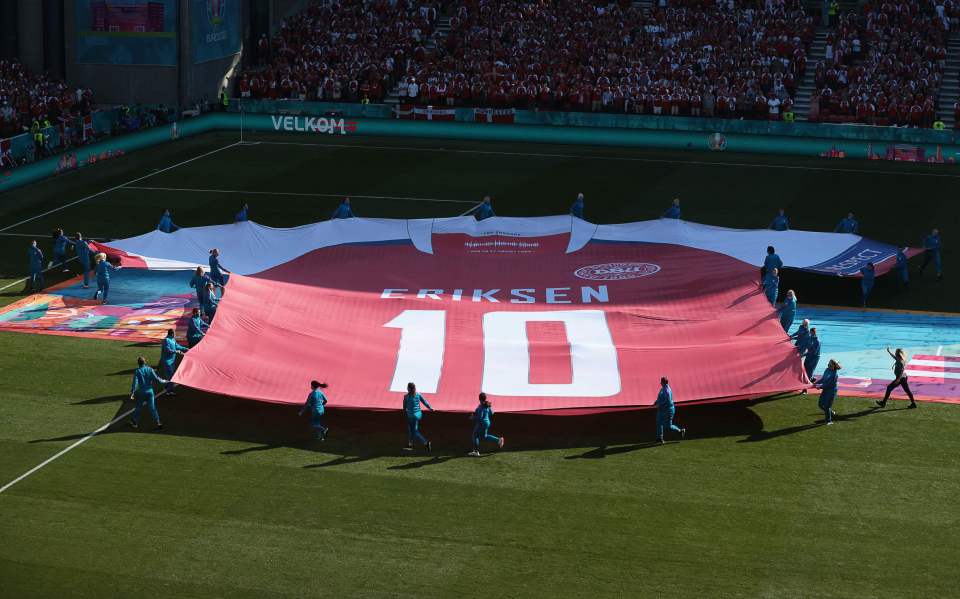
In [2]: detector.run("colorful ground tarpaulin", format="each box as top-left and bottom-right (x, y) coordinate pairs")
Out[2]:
(0, 216), (942, 411)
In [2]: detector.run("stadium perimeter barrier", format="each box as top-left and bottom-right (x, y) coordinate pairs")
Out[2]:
(5, 102), (960, 194)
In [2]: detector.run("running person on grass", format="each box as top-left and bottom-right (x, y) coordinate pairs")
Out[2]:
(73, 233), (92, 288)
(298, 380), (329, 440)
(876, 347), (917, 409)
(27, 240), (44, 292)
(50, 228), (70, 272)
(186, 307), (208, 347)
(468, 392), (504, 456)
(93, 253), (120, 304)
(129, 356), (168, 430)
(655, 377), (686, 444)
(814, 359), (841, 425)
(403, 382), (433, 451)
(159, 329), (188, 395)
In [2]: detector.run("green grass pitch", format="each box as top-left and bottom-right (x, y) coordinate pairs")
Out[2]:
(0, 131), (957, 597)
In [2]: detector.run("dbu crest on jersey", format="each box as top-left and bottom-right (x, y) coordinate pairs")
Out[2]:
(574, 262), (661, 281)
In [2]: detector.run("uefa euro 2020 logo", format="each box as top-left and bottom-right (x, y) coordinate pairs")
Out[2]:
(207, 0), (225, 26)
(574, 262), (661, 281)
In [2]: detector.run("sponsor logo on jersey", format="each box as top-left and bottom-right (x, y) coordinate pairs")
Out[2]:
(574, 262), (660, 281)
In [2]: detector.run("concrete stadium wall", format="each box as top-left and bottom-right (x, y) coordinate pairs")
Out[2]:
(63, 0), (179, 106)
(63, 0), (247, 108)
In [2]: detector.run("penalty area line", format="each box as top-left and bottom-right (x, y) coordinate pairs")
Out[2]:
(0, 391), (167, 495)
(0, 141), (244, 233)
(123, 185), (478, 204)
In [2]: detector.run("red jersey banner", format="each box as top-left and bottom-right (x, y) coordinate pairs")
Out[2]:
(171, 231), (808, 412)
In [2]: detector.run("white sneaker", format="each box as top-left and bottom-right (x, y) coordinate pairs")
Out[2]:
(826, 421), (834, 426)
(468, 450), (480, 457)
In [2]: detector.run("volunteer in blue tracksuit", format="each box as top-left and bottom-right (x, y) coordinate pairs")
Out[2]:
(769, 208), (789, 231)
(51, 228), (70, 271)
(662, 198), (681, 219)
(186, 307), (208, 347)
(802, 327), (821, 383)
(779, 289), (798, 332)
(570, 193), (585, 219)
(402, 382), (433, 451)
(472, 196), (495, 220)
(762, 245), (783, 279)
(298, 380), (330, 440)
(762, 267), (780, 304)
(28, 240), (44, 292)
(93, 253), (120, 303)
(833, 212), (859, 234)
(791, 318), (811, 354)
(918, 228), (941, 280)
(129, 356), (168, 430)
(235, 202), (249, 222)
(208, 248), (231, 286)
(189, 266), (218, 315)
(159, 328), (188, 394)
(815, 359), (841, 424)
(655, 377), (686, 443)
(896, 246), (910, 288)
(203, 282), (220, 321)
(859, 262), (876, 307)
(73, 233), (92, 288)
(157, 209), (178, 233)
(331, 197), (355, 219)
(468, 392), (504, 456)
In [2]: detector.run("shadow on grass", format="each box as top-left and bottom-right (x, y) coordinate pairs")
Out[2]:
(29, 388), (773, 466)
(72, 393), (129, 406)
(738, 403), (911, 443)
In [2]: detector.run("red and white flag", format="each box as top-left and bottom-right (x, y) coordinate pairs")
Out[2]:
(474, 107), (516, 123)
(906, 355), (960, 382)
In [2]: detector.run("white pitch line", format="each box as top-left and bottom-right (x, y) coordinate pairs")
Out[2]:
(0, 391), (167, 495)
(0, 142), (243, 233)
(249, 140), (960, 179)
(123, 185), (476, 205)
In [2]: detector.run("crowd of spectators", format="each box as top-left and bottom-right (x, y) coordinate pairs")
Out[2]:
(235, 0), (441, 103)
(411, 0), (813, 119)
(0, 59), (93, 140)
(810, 1), (954, 127)
(240, 0), (814, 120)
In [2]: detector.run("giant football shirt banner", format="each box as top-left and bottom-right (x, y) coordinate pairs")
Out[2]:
(191, 0), (241, 64)
(76, 0), (178, 65)
(91, 217), (916, 412)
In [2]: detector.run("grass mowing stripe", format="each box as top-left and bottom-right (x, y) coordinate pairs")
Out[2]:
(123, 185), (477, 204)
(0, 141), (243, 233)
(0, 391), (166, 495)
(250, 140), (960, 178)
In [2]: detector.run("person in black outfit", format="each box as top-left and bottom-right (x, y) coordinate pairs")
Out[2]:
(876, 347), (917, 409)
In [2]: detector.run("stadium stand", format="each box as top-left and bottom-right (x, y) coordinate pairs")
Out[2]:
(808, 0), (954, 127)
(0, 59), (93, 140)
(235, 0), (441, 103)
(240, 0), (815, 120)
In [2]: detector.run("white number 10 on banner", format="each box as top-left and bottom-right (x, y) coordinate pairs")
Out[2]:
(384, 310), (621, 397)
